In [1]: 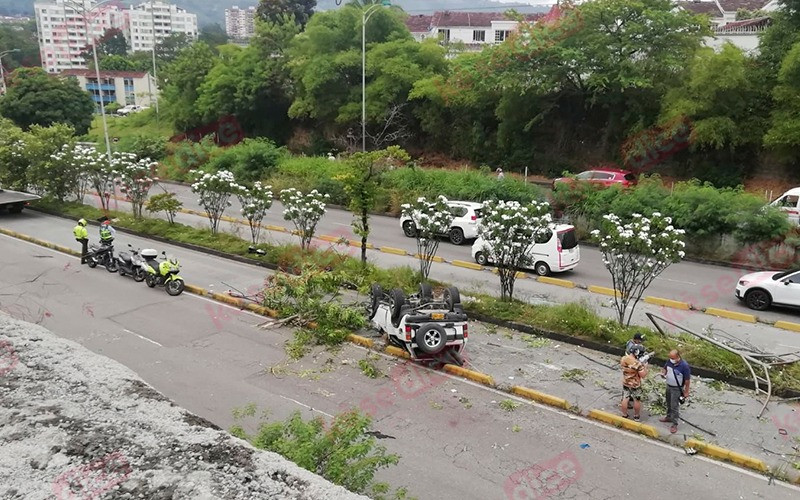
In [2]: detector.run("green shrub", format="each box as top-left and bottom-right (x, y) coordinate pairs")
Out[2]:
(207, 138), (286, 183)
(129, 134), (167, 161)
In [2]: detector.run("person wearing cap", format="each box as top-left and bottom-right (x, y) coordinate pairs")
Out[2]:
(620, 343), (649, 420)
(99, 219), (116, 246)
(73, 218), (89, 264)
(625, 333), (645, 358)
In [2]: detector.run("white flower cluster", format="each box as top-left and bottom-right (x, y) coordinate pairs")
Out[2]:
(280, 188), (330, 231)
(239, 181), (274, 219)
(190, 169), (243, 209)
(400, 195), (453, 243)
(591, 212), (686, 271)
(477, 200), (552, 267)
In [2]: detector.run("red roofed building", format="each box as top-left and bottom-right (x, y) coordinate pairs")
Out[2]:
(675, 0), (780, 53)
(60, 69), (157, 110)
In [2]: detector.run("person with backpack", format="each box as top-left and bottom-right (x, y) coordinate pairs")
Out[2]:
(99, 218), (115, 246)
(659, 349), (691, 434)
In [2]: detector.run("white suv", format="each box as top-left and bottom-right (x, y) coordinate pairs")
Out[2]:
(400, 201), (483, 245)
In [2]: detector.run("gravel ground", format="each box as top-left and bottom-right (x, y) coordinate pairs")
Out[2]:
(0, 314), (367, 500)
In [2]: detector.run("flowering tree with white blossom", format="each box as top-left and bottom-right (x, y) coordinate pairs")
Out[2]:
(280, 188), (330, 250)
(591, 212), (686, 325)
(191, 169), (243, 234)
(238, 181), (274, 244)
(477, 200), (552, 300)
(73, 145), (117, 210)
(115, 156), (157, 218)
(401, 196), (454, 280)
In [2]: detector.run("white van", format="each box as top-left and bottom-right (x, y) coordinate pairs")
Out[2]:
(770, 188), (800, 225)
(471, 224), (580, 276)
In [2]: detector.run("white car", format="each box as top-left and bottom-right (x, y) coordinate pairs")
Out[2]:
(471, 223), (580, 276)
(117, 105), (145, 116)
(735, 269), (800, 311)
(400, 201), (483, 245)
(367, 283), (467, 365)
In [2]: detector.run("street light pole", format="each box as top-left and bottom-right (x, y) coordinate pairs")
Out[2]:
(0, 48), (21, 95)
(68, 0), (115, 164)
(361, 0), (391, 152)
(150, 0), (159, 124)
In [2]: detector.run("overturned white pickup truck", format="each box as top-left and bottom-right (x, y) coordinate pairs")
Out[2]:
(0, 186), (40, 214)
(367, 283), (468, 366)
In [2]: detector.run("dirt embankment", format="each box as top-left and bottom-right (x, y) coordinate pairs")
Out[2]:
(0, 314), (366, 500)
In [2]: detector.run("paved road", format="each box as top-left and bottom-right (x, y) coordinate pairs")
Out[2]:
(139, 181), (800, 325)
(6, 209), (800, 354)
(2, 232), (798, 500)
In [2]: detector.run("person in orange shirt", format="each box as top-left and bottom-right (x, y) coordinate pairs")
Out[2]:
(620, 345), (649, 420)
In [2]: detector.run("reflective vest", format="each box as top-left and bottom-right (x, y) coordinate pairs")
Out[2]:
(99, 226), (113, 241)
(73, 225), (88, 240)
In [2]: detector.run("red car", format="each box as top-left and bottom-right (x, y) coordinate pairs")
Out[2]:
(553, 168), (638, 189)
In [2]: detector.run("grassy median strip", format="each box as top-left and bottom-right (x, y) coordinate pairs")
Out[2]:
(31, 200), (800, 394)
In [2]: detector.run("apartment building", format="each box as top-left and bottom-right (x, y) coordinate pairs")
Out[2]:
(405, 11), (545, 53)
(61, 68), (157, 109)
(225, 5), (256, 41)
(34, 1), (197, 73)
(125, 1), (198, 52)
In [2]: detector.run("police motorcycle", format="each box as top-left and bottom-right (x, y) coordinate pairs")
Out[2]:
(86, 240), (117, 272)
(142, 250), (185, 296)
(116, 244), (149, 282)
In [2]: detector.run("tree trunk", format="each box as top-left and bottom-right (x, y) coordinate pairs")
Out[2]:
(360, 209), (369, 264)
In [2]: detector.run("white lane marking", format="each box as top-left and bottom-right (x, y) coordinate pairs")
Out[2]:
(654, 276), (697, 285)
(123, 329), (163, 347)
(334, 222), (350, 227)
(279, 395), (334, 419)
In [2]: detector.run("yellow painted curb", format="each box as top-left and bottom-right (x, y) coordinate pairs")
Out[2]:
(347, 334), (375, 349)
(244, 303), (278, 317)
(587, 409), (660, 438)
(491, 268), (527, 279)
(684, 439), (768, 472)
(347, 239), (374, 249)
(265, 225), (288, 233)
(319, 234), (344, 243)
(442, 364), (495, 386)
(774, 320), (800, 333)
(184, 284), (208, 296)
(644, 296), (691, 310)
(703, 307), (757, 324)
(588, 285), (621, 298)
(385, 345), (410, 359)
(211, 292), (247, 308)
(451, 260), (484, 271)
(511, 386), (569, 410)
(379, 246), (409, 256)
(414, 254), (445, 263)
(537, 276), (576, 288)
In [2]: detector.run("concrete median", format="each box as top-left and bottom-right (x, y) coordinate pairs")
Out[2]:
(703, 307), (757, 324)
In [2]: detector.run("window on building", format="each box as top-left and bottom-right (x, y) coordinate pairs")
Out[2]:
(438, 28), (450, 43)
(473, 30), (486, 42)
(495, 30), (512, 42)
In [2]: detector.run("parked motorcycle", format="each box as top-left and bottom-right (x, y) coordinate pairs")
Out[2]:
(86, 242), (117, 273)
(143, 251), (185, 296)
(116, 244), (148, 282)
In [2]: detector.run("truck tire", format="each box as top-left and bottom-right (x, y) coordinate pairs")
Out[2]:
(389, 288), (405, 321)
(418, 283), (433, 304)
(9, 203), (23, 214)
(415, 323), (447, 354)
(444, 286), (461, 312)
(368, 283), (383, 319)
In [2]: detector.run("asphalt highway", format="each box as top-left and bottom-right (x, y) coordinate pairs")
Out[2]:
(2, 231), (798, 500)
(145, 181), (800, 325)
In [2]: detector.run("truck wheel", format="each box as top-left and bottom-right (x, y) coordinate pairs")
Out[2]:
(415, 323), (447, 354)
(9, 203), (23, 214)
(418, 283), (433, 304)
(368, 283), (383, 319)
(389, 288), (405, 321)
(444, 286), (461, 312)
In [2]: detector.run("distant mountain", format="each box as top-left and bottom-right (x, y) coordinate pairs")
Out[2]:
(0, 0), (550, 27)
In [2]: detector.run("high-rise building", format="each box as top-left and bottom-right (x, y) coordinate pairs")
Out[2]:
(34, 1), (198, 74)
(125, 1), (198, 52)
(225, 5), (256, 41)
(35, 0), (125, 73)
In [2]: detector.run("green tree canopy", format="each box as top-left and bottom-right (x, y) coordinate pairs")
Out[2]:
(764, 41), (800, 152)
(199, 23), (230, 48)
(161, 42), (219, 130)
(257, 0), (316, 28)
(0, 68), (94, 135)
(0, 20), (41, 69)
